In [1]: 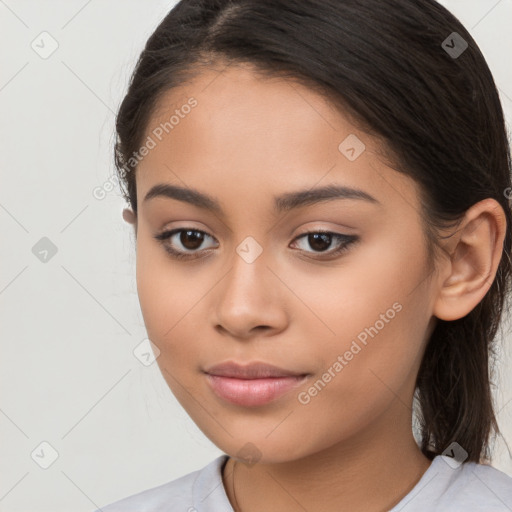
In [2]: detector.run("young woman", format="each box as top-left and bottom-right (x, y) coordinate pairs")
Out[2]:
(95, 0), (512, 510)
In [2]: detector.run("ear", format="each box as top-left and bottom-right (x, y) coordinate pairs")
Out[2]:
(433, 198), (507, 321)
(122, 207), (137, 236)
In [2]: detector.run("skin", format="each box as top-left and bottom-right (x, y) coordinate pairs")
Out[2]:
(123, 62), (507, 512)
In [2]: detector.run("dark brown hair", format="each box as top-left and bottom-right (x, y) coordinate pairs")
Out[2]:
(113, 0), (512, 462)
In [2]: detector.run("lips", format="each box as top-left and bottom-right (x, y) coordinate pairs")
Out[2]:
(203, 360), (307, 379)
(203, 361), (309, 407)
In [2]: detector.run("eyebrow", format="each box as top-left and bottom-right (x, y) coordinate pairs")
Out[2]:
(143, 182), (380, 215)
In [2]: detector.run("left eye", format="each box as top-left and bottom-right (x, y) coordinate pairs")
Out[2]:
(154, 228), (358, 260)
(291, 231), (358, 257)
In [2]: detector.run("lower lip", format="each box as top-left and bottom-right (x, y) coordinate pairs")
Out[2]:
(205, 374), (308, 407)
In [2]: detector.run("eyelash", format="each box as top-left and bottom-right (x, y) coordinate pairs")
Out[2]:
(154, 228), (359, 261)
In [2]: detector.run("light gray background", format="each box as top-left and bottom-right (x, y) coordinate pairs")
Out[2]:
(0, 1), (511, 511)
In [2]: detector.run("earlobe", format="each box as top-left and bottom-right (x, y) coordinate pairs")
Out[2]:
(433, 198), (507, 322)
(122, 207), (136, 224)
(122, 208), (137, 235)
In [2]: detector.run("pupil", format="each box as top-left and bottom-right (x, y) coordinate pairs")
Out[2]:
(309, 233), (331, 251)
(181, 230), (203, 250)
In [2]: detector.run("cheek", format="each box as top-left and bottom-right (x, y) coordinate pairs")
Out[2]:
(286, 234), (427, 354)
(135, 252), (203, 406)
(280, 302), (428, 459)
(286, 236), (430, 411)
(305, 296), (425, 397)
(135, 245), (203, 401)
(135, 232), (202, 342)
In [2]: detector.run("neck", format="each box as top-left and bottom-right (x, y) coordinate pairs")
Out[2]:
(222, 400), (432, 512)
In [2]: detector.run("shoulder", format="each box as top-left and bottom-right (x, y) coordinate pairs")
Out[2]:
(91, 455), (231, 512)
(453, 459), (512, 510)
(392, 455), (512, 512)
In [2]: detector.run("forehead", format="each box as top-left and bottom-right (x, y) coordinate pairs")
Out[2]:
(147, 63), (353, 149)
(135, 64), (417, 218)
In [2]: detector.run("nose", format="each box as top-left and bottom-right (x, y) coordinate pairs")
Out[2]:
(213, 246), (288, 340)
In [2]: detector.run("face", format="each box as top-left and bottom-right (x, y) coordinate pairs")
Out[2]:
(133, 62), (437, 464)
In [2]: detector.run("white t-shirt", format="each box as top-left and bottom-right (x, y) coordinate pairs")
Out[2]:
(93, 454), (512, 511)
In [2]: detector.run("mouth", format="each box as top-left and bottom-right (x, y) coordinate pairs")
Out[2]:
(204, 360), (308, 379)
(203, 361), (309, 407)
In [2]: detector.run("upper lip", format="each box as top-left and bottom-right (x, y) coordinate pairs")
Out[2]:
(204, 361), (308, 379)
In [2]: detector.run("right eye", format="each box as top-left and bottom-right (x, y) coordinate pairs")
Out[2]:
(154, 228), (219, 260)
